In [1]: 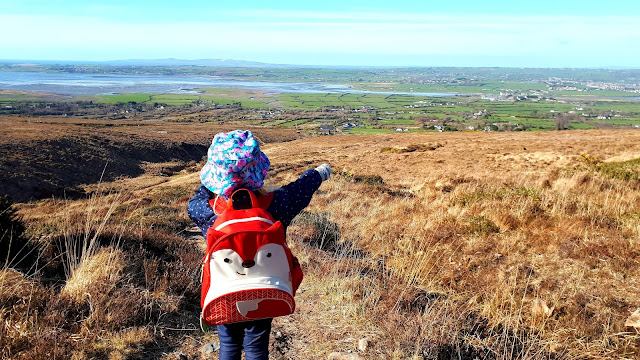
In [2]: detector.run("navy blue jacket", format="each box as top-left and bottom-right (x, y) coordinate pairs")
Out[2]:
(187, 169), (323, 237)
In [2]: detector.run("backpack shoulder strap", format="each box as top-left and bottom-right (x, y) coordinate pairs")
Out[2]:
(209, 195), (228, 215)
(208, 190), (274, 214)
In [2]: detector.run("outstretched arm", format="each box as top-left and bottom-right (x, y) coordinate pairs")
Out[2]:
(187, 184), (215, 237)
(268, 165), (331, 227)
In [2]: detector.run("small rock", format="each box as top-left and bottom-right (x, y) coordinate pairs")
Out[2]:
(625, 308), (640, 330)
(274, 331), (284, 339)
(531, 299), (553, 318)
(201, 342), (220, 355)
(358, 338), (370, 352)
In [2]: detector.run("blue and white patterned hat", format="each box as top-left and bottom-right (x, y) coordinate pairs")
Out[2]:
(199, 130), (270, 198)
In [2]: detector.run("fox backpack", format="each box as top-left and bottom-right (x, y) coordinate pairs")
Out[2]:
(200, 189), (303, 328)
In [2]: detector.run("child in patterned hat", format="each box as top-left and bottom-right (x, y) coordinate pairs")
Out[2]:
(187, 130), (330, 360)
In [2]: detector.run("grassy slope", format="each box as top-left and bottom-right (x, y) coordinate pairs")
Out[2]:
(2, 123), (640, 359)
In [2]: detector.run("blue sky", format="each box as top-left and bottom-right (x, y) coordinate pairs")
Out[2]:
(1, 0), (639, 68)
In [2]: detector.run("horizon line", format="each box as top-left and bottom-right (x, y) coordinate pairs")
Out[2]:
(1, 58), (639, 71)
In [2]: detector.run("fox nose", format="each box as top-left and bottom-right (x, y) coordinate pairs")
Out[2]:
(242, 260), (255, 268)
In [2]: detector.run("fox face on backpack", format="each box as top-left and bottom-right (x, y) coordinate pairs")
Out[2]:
(201, 189), (303, 327)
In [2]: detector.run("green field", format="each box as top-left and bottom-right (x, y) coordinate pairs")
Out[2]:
(278, 119), (313, 126)
(50, 89), (640, 132)
(95, 93), (154, 104)
(3, 64), (640, 133)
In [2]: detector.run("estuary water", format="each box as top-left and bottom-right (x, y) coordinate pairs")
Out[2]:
(0, 71), (460, 97)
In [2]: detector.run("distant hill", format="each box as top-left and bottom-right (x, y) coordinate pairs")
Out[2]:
(0, 58), (371, 69)
(103, 58), (280, 67)
(0, 58), (289, 68)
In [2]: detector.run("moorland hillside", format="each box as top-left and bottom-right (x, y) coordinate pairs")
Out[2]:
(1, 119), (640, 359)
(0, 116), (301, 202)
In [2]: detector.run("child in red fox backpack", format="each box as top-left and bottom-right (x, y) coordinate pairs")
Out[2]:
(187, 130), (330, 360)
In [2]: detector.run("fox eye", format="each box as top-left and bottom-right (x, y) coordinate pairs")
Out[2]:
(266, 253), (272, 258)
(224, 258), (232, 263)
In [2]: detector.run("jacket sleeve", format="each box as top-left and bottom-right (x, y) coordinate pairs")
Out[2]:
(267, 169), (323, 228)
(187, 184), (216, 237)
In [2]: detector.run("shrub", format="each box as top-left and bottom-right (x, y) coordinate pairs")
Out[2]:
(467, 216), (500, 235)
(336, 170), (385, 186)
(579, 153), (601, 165)
(596, 158), (640, 182)
(379, 143), (443, 154)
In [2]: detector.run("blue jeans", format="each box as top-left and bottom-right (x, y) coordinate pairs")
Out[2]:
(217, 318), (272, 360)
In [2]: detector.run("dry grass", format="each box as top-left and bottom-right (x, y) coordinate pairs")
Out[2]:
(3, 176), (202, 359)
(263, 130), (640, 359)
(2, 128), (640, 359)
(61, 246), (127, 302)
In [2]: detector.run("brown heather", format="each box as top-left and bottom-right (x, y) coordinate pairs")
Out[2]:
(2, 121), (640, 359)
(264, 130), (640, 359)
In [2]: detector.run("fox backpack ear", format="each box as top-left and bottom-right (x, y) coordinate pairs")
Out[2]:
(206, 228), (226, 250)
(265, 221), (285, 242)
